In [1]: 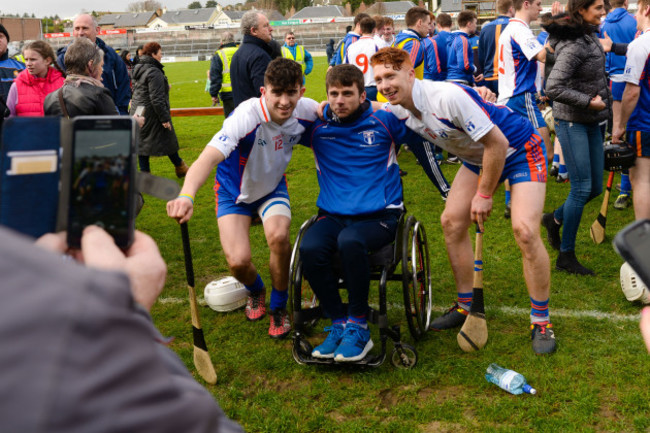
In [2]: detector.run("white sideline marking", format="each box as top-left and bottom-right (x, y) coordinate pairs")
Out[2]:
(158, 298), (641, 322)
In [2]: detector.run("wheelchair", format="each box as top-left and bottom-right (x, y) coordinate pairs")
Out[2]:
(288, 212), (432, 369)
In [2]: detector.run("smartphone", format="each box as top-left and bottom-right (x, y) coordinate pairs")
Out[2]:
(613, 219), (650, 287)
(67, 116), (136, 249)
(135, 105), (145, 117)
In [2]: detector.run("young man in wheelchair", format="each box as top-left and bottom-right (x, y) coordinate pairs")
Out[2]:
(299, 65), (441, 361)
(166, 58), (319, 339)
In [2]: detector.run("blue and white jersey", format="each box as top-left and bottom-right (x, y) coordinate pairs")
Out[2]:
(206, 97), (319, 203)
(382, 79), (537, 166)
(623, 29), (650, 132)
(497, 18), (544, 102)
(303, 102), (416, 215)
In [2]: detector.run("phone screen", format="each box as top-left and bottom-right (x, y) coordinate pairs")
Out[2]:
(68, 119), (134, 248)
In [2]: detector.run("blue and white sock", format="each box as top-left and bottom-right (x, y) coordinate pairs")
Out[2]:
(269, 286), (288, 311)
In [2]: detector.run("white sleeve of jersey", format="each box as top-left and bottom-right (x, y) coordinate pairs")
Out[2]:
(206, 99), (259, 158)
(622, 37), (650, 86)
(439, 86), (495, 142)
(512, 24), (543, 61)
(294, 97), (320, 121)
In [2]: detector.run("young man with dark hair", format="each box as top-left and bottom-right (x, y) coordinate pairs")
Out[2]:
(372, 47), (556, 354)
(424, 13), (453, 81)
(167, 58), (318, 339)
(447, 10), (482, 86)
(330, 13), (371, 67)
(497, 0), (551, 159)
(345, 16), (380, 100)
(394, 7), (433, 80)
(612, 0), (650, 219)
(478, 0), (515, 95)
(300, 65), (445, 361)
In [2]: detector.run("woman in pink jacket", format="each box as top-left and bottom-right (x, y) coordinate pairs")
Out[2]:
(7, 40), (65, 117)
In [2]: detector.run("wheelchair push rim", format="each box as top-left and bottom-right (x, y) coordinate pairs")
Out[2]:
(401, 216), (433, 340)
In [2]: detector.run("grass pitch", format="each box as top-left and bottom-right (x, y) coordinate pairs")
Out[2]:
(134, 57), (650, 432)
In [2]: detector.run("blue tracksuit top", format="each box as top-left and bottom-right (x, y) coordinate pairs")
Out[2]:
(303, 103), (413, 216)
(602, 8), (638, 75)
(447, 31), (476, 84)
(423, 30), (451, 81)
(478, 16), (511, 82)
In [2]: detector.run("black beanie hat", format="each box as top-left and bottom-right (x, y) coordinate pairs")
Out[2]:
(0, 24), (9, 42)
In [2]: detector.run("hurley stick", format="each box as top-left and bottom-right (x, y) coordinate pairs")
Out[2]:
(180, 222), (217, 384)
(457, 224), (488, 352)
(590, 171), (614, 244)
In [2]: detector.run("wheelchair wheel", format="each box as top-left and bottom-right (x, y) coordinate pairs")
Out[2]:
(391, 344), (418, 369)
(401, 216), (433, 340)
(292, 337), (313, 365)
(289, 217), (319, 328)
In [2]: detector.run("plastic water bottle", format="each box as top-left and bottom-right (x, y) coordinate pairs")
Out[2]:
(485, 363), (536, 395)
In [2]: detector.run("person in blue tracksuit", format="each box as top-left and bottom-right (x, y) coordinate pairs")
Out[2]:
(478, 0), (515, 95)
(447, 10), (481, 86)
(424, 13), (453, 81)
(56, 14), (131, 115)
(329, 13), (369, 67)
(300, 65), (448, 362)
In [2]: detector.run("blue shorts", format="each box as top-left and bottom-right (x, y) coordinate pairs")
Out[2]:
(215, 179), (291, 219)
(610, 80), (626, 101)
(628, 130), (650, 158)
(504, 92), (546, 129)
(463, 133), (547, 185)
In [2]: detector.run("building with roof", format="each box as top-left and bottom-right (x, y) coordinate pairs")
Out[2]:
(290, 5), (347, 20)
(365, 1), (417, 16)
(213, 10), (246, 26)
(147, 7), (220, 28)
(98, 11), (159, 29)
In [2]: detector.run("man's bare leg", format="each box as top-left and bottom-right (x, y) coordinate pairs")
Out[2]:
(262, 214), (291, 294)
(630, 158), (650, 220)
(218, 214), (256, 284)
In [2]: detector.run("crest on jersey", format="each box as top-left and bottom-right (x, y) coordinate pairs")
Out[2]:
(424, 127), (438, 141)
(362, 130), (376, 145)
(257, 138), (267, 147)
(465, 119), (476, 132)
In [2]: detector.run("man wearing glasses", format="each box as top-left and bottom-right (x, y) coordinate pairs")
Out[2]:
(281, 31), (313, 83)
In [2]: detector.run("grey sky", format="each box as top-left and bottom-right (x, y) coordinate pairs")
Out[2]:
(1, 0), (238, 20)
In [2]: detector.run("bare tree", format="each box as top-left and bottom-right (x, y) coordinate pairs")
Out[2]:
(128, 0), (162, 12)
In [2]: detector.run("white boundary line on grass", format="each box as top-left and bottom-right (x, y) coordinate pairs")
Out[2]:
(158, 297), (641, 322)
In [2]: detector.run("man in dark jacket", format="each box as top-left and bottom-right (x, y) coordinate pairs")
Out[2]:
(230, 11), (274, 106)
(209, 32), (238, 117)
(56, 14), (131, 115)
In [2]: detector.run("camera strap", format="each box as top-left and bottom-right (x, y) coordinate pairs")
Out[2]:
(57, 88), (71, 119)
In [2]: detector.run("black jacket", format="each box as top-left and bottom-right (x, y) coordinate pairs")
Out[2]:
(129, 55), (179, 157)
(43, 81), (118, 117)
(545, 20), (611, 124)
(230, 34), (273, 106)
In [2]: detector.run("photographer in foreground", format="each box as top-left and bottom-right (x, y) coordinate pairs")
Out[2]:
(0, 225), (242, 432)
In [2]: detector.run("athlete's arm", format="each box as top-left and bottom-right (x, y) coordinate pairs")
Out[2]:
(613, 83), (640, 143)
(473, 126), (508, 229)
(166, 147), (225, 224)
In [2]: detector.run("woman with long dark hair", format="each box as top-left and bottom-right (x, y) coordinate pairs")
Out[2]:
(130, 42), (188, 177)
(542, 0), (611, 275)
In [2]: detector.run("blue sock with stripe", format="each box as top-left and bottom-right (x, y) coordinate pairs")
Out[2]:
(244, 274), (264, 293)
(457, 292), (473, 310)
(505, 189), (511, 207)
(559, 164), (567, 175)
(269, 286), (288, 311)
(347, 315), (368, 329)
(530, 297), (550, 323)
(620, 171), (631, 195)
(553, 153), (559, 166)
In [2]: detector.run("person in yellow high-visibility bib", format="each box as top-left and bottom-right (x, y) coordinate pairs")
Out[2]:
(281, 31), (313, 84)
